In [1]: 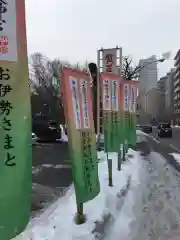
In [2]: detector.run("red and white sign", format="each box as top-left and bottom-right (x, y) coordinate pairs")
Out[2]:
(102, 78), (111, 110)
(101, 73), (120, 111)
(123, 83), (130, 111)
(69, 77), (82, 129)
(61, 67), (94, 130)
(0, 0), (17, 61)
(80, 78), (90, 129)
(0, 36), (8, 54)
(111, 79), (119, 111)
(130, 85), (137, 113)
(102, 48), (117, 74)
(121, 80), (139, 112)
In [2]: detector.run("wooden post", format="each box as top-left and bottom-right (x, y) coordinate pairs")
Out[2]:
(75, 203), (86, 224)
(107, 155), (113, 186)
(125, 139), (128, 153)
(117, 145), (122, 170)
(122, 145), (126, 162)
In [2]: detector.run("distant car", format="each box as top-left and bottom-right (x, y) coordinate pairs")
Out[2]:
(139, 125), (152, 133)
(97, 134), (104, 151)
(158, 123), (172, 137)
(33, 119), (61, 142)
(32, 133), (37, 145)
(64, 125), (68, 135)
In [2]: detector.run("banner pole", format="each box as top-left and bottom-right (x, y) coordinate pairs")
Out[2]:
(75, 203), (85, 224)
(107, 153), (113, 187)
(97, 49), (101, 136)
(117, 47), (123, 170)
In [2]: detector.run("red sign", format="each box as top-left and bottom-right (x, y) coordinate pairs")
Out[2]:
(105, 54), (114, 73)
(0, 36), (8, 54)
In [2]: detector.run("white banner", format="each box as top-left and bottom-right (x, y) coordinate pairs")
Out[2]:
(70, 78), (82, 129)
(80, 79), (90, 129)
(131, 85), (136, 113)
(0, 0), (17, 61)
(102, 48), (117, 74)
(124, 84), (129, 111)
(102, 79), (111, 110)
(111, 80), (119, 111)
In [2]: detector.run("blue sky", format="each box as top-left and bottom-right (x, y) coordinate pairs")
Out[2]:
(25, 0), (180, 78)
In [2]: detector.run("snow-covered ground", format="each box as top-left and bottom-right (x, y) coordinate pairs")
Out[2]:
(172, 125), (180, 128)
(59, 125), (68, 142)
(133, 152), (180, 240)
(14, 129), (180, 240)
(13, 149), (143, 240)
(170, 153), (180, 164)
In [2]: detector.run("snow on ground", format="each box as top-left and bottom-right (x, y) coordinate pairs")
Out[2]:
(136, 129), (148, 143)
(132, 152), (180, 240)
(59, 125), (68, 142)
(136, 129), (147, 135)
(104, 151), (145, 240)
(13, 149), (142, 240)
(172, 125), (180, 128)
(170, 153), (180, 164)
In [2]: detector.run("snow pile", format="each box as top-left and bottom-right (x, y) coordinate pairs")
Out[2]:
(13, 149), (142, 240)
(136, 129), (148, 143)
(170, 153), (180, 164)
(59, 125), (68, 142)
(136, 129), (147, 136)
(104, 151), (145, 240)
(172, 125), (180, 128)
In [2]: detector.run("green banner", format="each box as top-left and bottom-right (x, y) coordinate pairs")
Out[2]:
(61, 69), (100, 205)
(111, 111), (121, 152)
(103, 110), (112, 152)
(0, 1), (32, 239)
(102, 76), (122, 153)
(123, 111), (130, 143)
(103, 110), (122, 153)
(68, 130), (100, 205)
(79, 131), (100, 203)
(118, 111), (125, 145)
(129, 84), (137, 146)
(129, 113), (136, 146)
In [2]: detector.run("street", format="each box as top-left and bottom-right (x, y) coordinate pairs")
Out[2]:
(150, 126), (180, 153)
(140, 127), (180, 172)
(31, 141), (72, 216)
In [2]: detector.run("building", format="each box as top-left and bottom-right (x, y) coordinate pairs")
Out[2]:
(157, 76), (166, 92)
(173, 49), (180, 123)
(139, 55), (158, 94)
(145, 87), (165, 122)
(157, 69), (174, 121)
(165, 70), (174, 115)
(137, 55), (158, 123)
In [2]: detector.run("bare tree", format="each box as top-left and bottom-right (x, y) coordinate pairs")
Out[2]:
(121, 56), (139, 80)
(29, 53), (88, 124)
(29, 53), (65, 123)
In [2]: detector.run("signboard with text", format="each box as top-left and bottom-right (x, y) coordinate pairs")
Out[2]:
(0, 0), (17, 61)
(101, 72), (122, 152)
(120, 80), (138, 146)
(102, 48), (117, 74)
(61, 67), (100, 204)
(0, 0), (32, 239)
